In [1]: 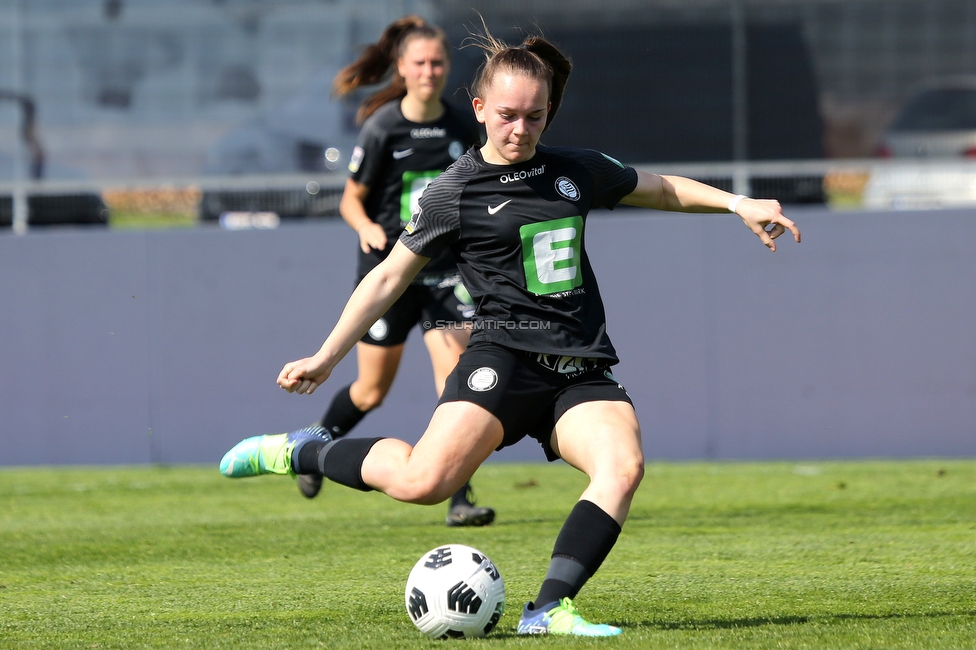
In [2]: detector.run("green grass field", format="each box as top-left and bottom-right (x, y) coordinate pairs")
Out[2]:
(1, 460), (973, 649)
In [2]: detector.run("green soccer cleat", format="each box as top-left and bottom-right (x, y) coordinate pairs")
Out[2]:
(219, 426), (330, 478)
(516, 597), (622, 637)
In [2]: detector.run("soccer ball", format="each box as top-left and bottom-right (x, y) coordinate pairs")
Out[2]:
(404, 544), (506, 639)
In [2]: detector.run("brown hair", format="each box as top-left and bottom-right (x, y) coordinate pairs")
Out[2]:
(333, 16), (449, 125)
(469, 31), (572, 132)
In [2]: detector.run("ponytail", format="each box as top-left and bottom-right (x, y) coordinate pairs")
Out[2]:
(469, 31), (572, 131)
(333, 15), (449, 124)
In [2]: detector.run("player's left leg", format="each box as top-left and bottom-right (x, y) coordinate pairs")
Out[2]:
(517, 399), (643, 636)
(422, 324), (470, 396)
(550, 400), (644, 523)
(422, 324), (495, 526)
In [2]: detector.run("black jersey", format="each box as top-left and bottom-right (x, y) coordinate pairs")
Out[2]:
(348, 100), (482, 281)
(399, 145), (639, 361)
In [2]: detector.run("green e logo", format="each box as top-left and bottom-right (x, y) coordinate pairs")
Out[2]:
(520, 216), (584, 295)
(400, 170), (441, 224)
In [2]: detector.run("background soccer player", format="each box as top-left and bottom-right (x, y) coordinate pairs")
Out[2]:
(296, 16), (495, 527)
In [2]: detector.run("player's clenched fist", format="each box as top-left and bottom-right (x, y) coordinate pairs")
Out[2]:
(277, 358), (330, 394)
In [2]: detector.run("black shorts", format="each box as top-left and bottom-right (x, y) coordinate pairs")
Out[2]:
(438, 342), (633, 461)
(360, 275), (475, 347)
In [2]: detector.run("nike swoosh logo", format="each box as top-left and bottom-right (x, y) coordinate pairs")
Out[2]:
(392, 149), (414, 159)
(487, 200), (512, 215)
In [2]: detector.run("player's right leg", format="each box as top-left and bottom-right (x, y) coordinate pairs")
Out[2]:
(219, 425), (331, 478)
(357, 400), (503, 505)
(221, 400), (503, 507)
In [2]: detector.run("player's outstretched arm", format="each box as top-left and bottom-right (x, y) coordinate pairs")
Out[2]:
(277, 242), (429, 395)
(621, 171), (801, 252)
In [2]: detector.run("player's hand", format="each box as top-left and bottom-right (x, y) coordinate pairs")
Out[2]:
(277, 356), (332, 395)
(735, 198), (801, 252)
(358, 222), (388, 253)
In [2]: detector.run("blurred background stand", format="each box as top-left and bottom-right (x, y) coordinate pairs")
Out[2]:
(2, 0), (976, 227)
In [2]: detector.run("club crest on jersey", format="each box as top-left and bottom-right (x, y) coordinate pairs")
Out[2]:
(467, 367), (498, 392)
(555, 176), (580, 201)
(449, 141), (464, 160)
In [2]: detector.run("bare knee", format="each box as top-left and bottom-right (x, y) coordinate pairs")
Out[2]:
(601, 454), (645, 499)
(388, 473), (455, 505)
(623, 456), (645, 495)
(350, 383), (387, 411)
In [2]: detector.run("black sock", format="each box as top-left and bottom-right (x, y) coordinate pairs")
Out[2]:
(293, 438), (329, 474)
(313, 437), (384, 492)
(449, 482), (474, 508)
(533, 500), (621, 608)
(320, 385), (369, 438)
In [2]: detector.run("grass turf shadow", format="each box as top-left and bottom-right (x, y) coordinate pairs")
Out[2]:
(633, 609), (976, 631)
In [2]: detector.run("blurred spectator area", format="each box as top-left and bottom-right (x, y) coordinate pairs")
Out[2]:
(0, 0), (974, 183)
(445, 0), (976, 160)
(445, 21), (823, 163)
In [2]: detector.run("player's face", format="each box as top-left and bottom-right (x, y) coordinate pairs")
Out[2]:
(473, 71), (550, 165)
(397, 38), (448, 104)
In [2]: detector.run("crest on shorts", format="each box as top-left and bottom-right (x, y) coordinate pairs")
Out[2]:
(467, 367), (498, 392)
(368, 318), (389, 341)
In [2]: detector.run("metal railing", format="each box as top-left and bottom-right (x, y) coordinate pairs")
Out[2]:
(0, 172), (347, 231)
(3, 158), (976, 233)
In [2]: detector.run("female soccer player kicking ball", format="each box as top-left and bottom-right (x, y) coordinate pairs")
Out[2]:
(220, 29), (800, 636)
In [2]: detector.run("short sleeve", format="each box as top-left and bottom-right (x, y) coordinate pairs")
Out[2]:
(398, 158), (471, 259)
(580, 150), (639, 210)
(348, 116), (387, 187)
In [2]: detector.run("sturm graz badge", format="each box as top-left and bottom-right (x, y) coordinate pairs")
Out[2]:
(467, 367), (498, 392)
(368, 318), (389, 341)
(555, 176), (580, 201)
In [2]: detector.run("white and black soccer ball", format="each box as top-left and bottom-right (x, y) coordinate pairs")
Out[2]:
(404, 544), (506, 639)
